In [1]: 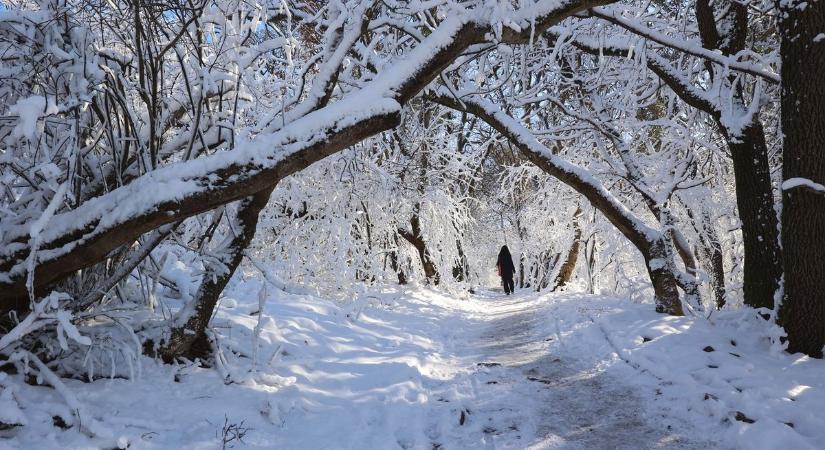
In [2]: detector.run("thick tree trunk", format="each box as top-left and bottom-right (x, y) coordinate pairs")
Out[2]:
(695, 0), (780, 310)
(706, 242), (726, 310)
(157, 187), (273, 362)
(778, 1), (825, 358)
(725, 123), (781, 310)
(553, 208), (582, 290)
(644, 239), (684, 315)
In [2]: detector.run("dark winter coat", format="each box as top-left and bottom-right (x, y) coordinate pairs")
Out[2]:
(496, 245), (516, 279)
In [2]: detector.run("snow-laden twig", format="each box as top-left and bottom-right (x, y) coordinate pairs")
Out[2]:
(26, 180), (69, 303)
(0, 292), (82, 354)
(243, 251), (317, 297)
(590, 7), (779, 83)
(251, 284), (267, 372)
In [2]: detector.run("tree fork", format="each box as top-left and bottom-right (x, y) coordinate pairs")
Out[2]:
(157, 186), (275, 362)
(397, 214), (440, 285)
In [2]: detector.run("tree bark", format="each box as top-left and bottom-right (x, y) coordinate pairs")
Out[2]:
(452, 237), (468, 282)
(723, 122), (781, 309)
(389, 234), (407, 285)
(584, 232), (598, 294)
(645, 239), (682, 314)
(778, 0), (825, 357)
(553, 208), (582, 290)
(688, 1), (780, 309)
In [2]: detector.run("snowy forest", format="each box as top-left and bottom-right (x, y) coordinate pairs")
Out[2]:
(0, 0), (824, 448)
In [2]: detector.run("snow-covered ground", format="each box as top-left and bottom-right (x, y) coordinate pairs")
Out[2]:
(3, 278), (824, 449)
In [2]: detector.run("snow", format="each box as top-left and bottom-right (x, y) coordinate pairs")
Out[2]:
(0, 374), (27, 427)
(551, 295), (825, 450)
(782, 177), (825, 195)
(55, 309), (92, 349)
(0, 5), (472, 282)
(3, 276), (824, 449)
(7, 96), (58, 141)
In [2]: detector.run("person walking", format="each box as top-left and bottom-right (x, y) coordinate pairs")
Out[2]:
(496, 245), (516, 295)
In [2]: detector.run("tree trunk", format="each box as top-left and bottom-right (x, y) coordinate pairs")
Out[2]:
(389, 234), (408, 285)
(398, 214), (440, 285)
(452, 238), (468, 282)
(157, 187), (273, 362)
(688, 205), (726, 309)
(778, 1), (825, 358)
(706, 241), (726, 310)
(585, 232), (597, 294)
(644, 239), (684, 315)
(389, 251), (408, 285)
(553, 208), (582, 290)
(451, 221), (469, 282)
(571, 5), (781, 311)
(696, 0), (780, 310)
(725, 122), (781, 310)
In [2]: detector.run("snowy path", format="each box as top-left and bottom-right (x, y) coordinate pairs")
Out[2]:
(22, 283), (825, 449)
(437, 290), (715, 450)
